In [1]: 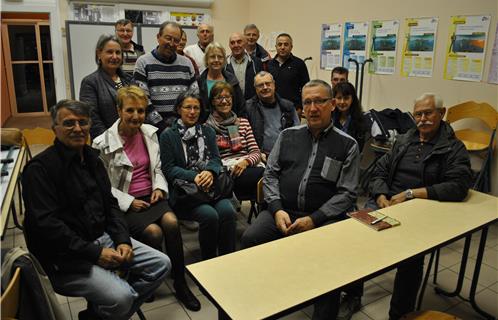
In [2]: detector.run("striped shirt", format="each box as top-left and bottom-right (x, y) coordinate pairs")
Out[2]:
(134, 50), (198, 118)
(214, 118), (261, 166)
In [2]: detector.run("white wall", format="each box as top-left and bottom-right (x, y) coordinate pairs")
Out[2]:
(1, 0), (67, 103)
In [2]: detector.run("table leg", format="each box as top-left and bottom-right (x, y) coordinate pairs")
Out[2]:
(218, 309), (230, 320)
(434, 234), (471, 297)
(433, 248), (440, 284)
(416, 251), (435, 310)
(468, 227), (494, 320)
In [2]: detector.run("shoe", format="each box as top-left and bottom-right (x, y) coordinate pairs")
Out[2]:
(78, 309), (102, 320)
(174, 281), (201, 311)
(144, 293), (155, 303)
(337, 295), (361, 320)
(180, 220), (199, 231)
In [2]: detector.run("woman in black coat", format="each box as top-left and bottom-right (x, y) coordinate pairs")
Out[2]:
(80, 34), (133, 139)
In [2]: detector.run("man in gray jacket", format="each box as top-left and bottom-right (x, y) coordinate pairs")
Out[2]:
(368, 93), (472, 320)
(241, 79), (359, 320)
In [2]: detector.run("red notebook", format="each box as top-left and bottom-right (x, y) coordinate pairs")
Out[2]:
(347, 208), (401, 231)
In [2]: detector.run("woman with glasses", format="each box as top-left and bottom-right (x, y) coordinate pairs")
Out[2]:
(92, 86), (200, 311)
(197, 42), (245, 122)
(332, 82), (368, 152)
(80, 34), (133, 140)
(205, 82), (264, 200)
(160, 92), (237, 260)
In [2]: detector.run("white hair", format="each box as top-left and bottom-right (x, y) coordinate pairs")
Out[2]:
(414, 93), (443, 109)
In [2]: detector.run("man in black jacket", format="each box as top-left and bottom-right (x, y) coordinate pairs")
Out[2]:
(245, 71), (299, 160)
(22, 100), (170, 320)
(368, 93), (472, 320)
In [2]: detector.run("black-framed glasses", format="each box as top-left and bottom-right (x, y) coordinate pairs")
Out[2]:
(302, 98), (331, 107)
(57, 119), (90, 129)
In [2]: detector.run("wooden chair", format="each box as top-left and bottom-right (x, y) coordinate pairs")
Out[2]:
(21, 127), (55, 159)
(401, 310), (461, 320)
(0, 267), (21, 320)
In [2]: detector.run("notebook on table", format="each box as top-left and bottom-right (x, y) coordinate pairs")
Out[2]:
(347, 208), (401, 231)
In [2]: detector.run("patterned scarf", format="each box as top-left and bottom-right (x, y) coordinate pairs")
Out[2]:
(205, 111), (243, 152)
(177, 119), (210, 171)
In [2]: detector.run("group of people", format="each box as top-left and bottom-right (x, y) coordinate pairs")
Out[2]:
(21, 18), (473, 320)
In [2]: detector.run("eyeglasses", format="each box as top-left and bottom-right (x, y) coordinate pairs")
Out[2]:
(413, 109), (439, 118)
(302, 98), (331, 107)
(214, 96), (232, 102)
(181, 105), (201, 112)
(162, 35), (181, 45)
(57, 119), (90, 129)
(255, 81), (274, 89)
(116, 28), (133, 33)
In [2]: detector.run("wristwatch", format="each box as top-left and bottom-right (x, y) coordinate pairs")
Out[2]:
(405, 189), (414, 199)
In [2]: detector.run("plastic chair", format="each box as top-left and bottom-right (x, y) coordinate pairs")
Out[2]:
(446, 101), (497, 193)
(0, 267), (21, 320)
(401, 310), (461, 320)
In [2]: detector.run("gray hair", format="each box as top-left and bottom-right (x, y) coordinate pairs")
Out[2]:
(197, 23), (213, 34)
(50, 100), (91, 126)
(244, 24), (259, 33)
(203, 42), (226, 67)
(302, 79), (333, 98)
(95, 34), (122, 65)
(414, 93), (443, 109)
(253, 71), (274, 85)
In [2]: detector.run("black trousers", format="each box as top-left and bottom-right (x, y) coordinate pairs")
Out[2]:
(389, 256), (424, 320)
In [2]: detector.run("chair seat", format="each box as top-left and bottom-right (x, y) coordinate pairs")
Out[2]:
(401, 310), (461, 320)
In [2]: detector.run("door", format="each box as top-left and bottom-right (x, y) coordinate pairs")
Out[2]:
(1, 18), (56, 116)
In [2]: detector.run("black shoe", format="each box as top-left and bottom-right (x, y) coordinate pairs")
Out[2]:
(337, 295), (361, 320)
(78, 309), (102, 320)
(174, 281), (201, 311)
(144, 293), (155, 303)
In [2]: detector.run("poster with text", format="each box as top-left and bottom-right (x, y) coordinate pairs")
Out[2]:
(444, 15), (491, 82)
(369, 20), (400, 74)
(343, 22), (369, 71)
(401, 17), (439, 77)
(320, 23), (342, 70)
(488, 23), (498, 84)
(170, 12), (207, 26)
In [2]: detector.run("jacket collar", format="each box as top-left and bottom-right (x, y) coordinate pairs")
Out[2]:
(400, 121), (455, 153)
(104, 119), (158, 153)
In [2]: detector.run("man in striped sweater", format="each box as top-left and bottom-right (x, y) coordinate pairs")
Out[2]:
(134, 21), (198, 131)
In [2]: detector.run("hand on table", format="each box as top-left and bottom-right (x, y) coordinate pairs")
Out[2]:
(287, 216), (315, 235)
(376, 194), (390, 208)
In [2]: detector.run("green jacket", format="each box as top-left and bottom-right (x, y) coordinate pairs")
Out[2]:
(159, 122), (222, 206)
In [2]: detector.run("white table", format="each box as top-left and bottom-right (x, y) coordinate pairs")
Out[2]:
(187, 191), (498, 320)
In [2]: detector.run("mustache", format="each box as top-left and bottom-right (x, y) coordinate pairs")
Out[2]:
(417, 120), (434, 127)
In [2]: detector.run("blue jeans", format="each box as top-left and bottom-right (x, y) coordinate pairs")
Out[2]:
(51, 233), (170, 320)
(176, 198), (236, 260)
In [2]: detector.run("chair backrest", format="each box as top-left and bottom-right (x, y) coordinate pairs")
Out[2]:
(0, 267), (21, 319)
(446, 101), (498, 152)
(256, 178), (264, 205)
(21, 128), (55, 146)
(401, 310), (460, 320)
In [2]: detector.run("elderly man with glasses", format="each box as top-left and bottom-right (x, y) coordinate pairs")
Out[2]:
(241, 79), (360, 319)
(134, 21), (198, 132)
(367, 93), (472, 319)
(22, 100), (171, 320)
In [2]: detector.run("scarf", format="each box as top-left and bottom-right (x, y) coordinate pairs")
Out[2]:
(205, 111), (243, 152)
(177, 119), (210, 171)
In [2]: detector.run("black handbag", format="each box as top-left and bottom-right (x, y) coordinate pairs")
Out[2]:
(173, 170), (234, 209)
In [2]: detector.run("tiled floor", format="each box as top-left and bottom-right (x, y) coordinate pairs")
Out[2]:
(2, 203), (497, 320)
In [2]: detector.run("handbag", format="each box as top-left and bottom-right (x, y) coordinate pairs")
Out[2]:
(173, 170), (234, 209)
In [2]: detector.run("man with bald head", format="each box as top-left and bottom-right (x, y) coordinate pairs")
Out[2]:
(226, 32), (262, 100)
(184, 23), (214, 73)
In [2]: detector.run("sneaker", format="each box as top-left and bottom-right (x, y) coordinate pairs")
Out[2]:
(174, 281), (201, 311)
(337, 296), (361, 320)
(180, 220), (199, 231)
